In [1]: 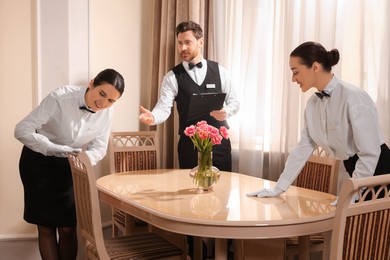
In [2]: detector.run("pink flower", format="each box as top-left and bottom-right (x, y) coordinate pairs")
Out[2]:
(220, 126), (229, 139)
(208, 126), (219, 138)
(184, 125), (196, 137)
(197, 120), (208, 127)
(183, 121), (229, 153)
(211, 135), (222, 145)
(197, 124), (208, 140)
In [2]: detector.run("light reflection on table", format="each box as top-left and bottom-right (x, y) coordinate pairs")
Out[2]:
(97, 169), (336, 260)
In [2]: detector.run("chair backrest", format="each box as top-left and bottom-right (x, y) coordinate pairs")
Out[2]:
(68, 152), (110, 259)
(295, 146), (340, 195)
(330, 174), (390, 260)
(109, 131), (160, 173)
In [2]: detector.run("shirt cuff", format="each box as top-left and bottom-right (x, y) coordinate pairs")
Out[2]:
(275, 178), (290, 192)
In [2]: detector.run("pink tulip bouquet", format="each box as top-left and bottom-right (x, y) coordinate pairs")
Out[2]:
(184, 120), (229, 153)
(184, 121), (229, 189)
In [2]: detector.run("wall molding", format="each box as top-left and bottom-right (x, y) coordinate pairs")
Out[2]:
(0, 233), (37, 242)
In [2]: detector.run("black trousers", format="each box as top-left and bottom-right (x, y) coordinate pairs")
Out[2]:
(343, 143), (390, 200)
(343, 143), (390, 177)
(178, 135), (232, 171)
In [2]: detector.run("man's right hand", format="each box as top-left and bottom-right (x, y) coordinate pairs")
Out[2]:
(139, 106), (155, 125)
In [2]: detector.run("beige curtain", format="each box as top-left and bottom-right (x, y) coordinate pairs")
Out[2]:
(211, 0), (390, 182)
(147, 0), (210, 168)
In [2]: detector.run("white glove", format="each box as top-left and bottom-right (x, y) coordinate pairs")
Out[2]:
(246, 187), (284, 198)
(330, 193), (360, 206)
(47, 144), (82, 157)
(330, 196), (338, 206)
(35, 134), (82, 157)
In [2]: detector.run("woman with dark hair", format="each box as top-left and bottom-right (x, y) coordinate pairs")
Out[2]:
(247, 41), (390, 202)
(15, 68), (125, 260)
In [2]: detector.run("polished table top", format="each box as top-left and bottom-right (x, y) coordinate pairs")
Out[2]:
(97, 169), (336, 239)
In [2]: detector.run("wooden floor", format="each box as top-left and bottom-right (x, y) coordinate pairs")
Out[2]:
(0, 238), (40, 260)
(0, 228), (111, 260)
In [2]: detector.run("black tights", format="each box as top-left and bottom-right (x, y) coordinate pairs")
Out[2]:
(37, 225), (78, 260)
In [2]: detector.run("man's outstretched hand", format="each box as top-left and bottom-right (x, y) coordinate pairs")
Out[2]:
(139, 106), (154, 125)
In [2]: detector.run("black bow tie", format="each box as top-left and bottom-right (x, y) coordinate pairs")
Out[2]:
(79, 106), (95, 113)
(189, 62), (203, 70)
(315, 91), (330, 99)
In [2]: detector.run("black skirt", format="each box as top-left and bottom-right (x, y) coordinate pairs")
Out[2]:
(19, 146), (76, 227)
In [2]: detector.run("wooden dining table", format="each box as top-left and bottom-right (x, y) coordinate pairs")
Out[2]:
(96, 169), (336, 260)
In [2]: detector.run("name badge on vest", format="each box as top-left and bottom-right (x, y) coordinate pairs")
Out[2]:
(206, 84), (216, 89)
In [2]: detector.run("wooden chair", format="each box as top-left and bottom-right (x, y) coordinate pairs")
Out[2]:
(330, 174), (390, 260)
(67, 152), (184, 260)
(294, 146), (339, 195)
(285, 146), (340, 259)
(109, 131), (160, 237)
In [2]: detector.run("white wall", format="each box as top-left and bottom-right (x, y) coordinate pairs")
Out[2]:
(0, 0), (36, 238)
(89, 0), (149, 132)
(88, 0), (153, 223)
(0, 0), (153, 240)
(37, 0), (90, 100)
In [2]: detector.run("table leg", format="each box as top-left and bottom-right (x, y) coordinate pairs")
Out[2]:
(236, 239), (284, 259)
(322, 230), (332, 260)
(215, 238), (227, 260)
(298, 235), (310, 260)
(194, 237), (203, 260)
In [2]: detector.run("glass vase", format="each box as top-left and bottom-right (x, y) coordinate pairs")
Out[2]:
(190, 151), (220, 191)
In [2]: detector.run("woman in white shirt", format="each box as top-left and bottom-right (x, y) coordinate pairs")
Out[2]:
(15, 68), (125, 260)
(247, 41), (390, 200)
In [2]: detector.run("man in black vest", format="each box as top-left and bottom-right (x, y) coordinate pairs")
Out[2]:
(139, 20), (239, 259)
(139, 20), (239, 172)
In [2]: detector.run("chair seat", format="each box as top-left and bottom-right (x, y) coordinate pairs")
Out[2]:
(113, 210), (148, 228)
(113, 210), (126, 227)
(87, 232), (183, 259)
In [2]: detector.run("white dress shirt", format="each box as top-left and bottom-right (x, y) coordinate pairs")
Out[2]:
(151, 59), (240, 124)
(276, 76), (384, 191)
(14, 85), (114, 165)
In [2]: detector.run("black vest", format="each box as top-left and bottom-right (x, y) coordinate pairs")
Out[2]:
(173, 60), (229, 135)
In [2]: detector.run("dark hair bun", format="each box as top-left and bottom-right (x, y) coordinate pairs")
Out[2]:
(327, 49), (340, 66)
